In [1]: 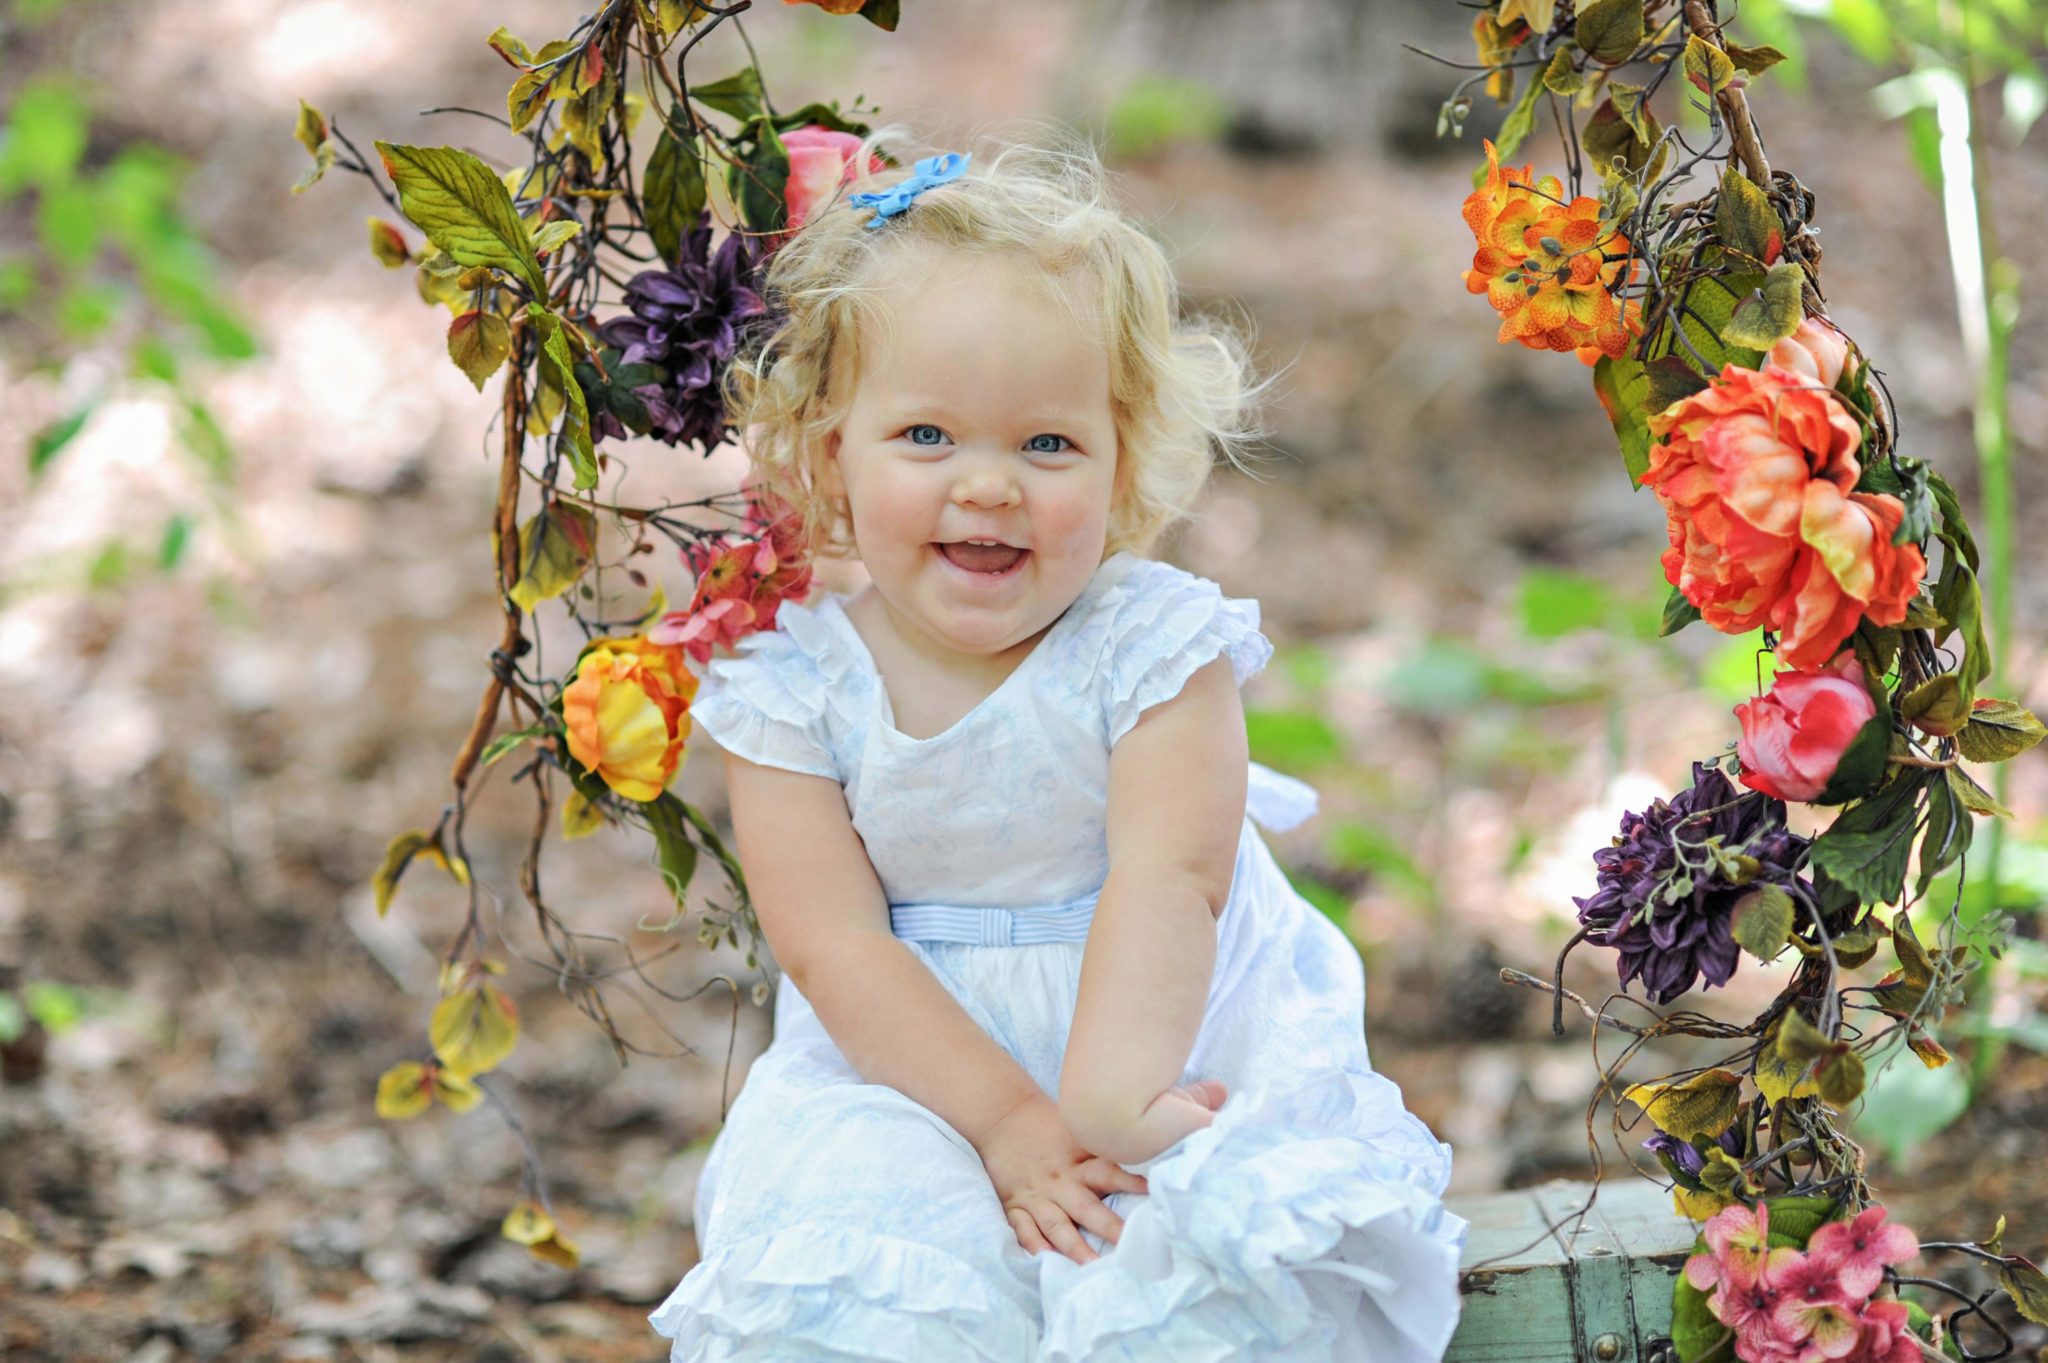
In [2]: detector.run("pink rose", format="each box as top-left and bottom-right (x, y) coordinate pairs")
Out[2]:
(1766, 317), (1853, 391)
(781, 126), (881, 231)
(1734, 651), (1878, 803)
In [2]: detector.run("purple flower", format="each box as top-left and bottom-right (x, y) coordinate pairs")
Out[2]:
(1643, 1122), (1743, 1180)
(593, 209), (767, 454)
(1572, 762), (1813, 1005)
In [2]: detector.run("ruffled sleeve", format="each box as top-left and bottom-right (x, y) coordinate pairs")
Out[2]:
(689, 622), (840, 781)
(1093, 556), (1274, 746)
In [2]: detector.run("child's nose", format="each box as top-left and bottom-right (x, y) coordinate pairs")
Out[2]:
(950, 460), (1021, 509)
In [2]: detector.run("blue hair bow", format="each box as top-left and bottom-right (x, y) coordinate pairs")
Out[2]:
(845, 152), (971, 229)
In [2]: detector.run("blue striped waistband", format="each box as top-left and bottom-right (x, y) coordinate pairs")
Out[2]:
(889, 891), (1101, 947)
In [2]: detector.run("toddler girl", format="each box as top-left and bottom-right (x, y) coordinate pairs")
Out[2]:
(648, 127), (1467, 1362)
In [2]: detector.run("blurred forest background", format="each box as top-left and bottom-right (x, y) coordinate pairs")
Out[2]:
(2, 0), (2046, 1359)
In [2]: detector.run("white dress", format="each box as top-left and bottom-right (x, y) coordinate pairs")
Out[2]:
(649, 550), (1467, 1362)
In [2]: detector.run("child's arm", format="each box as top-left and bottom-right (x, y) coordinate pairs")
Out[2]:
(724, 748), (1145, 1262)
(725, 748), (1046, 1146)
(1058, 655), (1250, 1167)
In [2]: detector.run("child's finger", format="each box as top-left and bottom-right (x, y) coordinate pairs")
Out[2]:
(1186, 1078), (1229, 1109)
(1081, 1157), (1148, 1196)
(1034, 1202), (1098, 1265)
(1006, 1206), (1051, 1256)
(1064, 1189), (1125, 1247)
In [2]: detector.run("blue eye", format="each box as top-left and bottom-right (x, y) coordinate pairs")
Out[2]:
(1026, 434), (1073, 455)
(905, 424), (947, 446)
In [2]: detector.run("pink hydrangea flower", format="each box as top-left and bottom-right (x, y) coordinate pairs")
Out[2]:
(1808, 1207), (1919, 1301)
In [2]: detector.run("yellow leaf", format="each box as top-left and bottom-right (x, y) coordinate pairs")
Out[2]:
(562, 788), (605, 840)
(294, 98), (330, 155)
(368, 217), (410, 268)
(430, 983), (519, 1078)
(448, 311), (514, 392)
(529, 1228), (581, 1269)
(373, 829), (433, 916)
(1674, 1184), (1732, 1222)
(435, 1067), (484, 1113)
(1624, 1069), (1743, 1142)
(375, 1062), (433, 1120)
(1754, 1013), (1820, 1105)
(1497, 0), (1556, 30)
(508, 504), (597, 614)
(502, 1200), (554, 1245)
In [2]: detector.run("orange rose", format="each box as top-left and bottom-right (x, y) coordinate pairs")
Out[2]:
(1644, 363), (1925, 669)
(561, 634), (698, 801)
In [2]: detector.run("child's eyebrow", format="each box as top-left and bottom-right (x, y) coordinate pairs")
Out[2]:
(878, 397), (1103, 427)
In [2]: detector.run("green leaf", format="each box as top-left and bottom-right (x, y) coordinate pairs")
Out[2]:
(1668, 270), (1766, 374)
(1542, 48), (1585, 96)
(728, 119), (791, 236)
(29, 405), (92, 477)
(1575, 0), (1645, 64)
(1582, 96), (1665, 181)
(1671, 1266), (1736, 1363)
(1813, 710), (1891, 806)
(644, 108), (708, 267)
(1947, 764), (2012, 819)
(447, 311), (513, 392)
(1246, 708), (1345, 771)
(1808, 771), (1927, 907)
(1645, 354), (1709, 415)
(1494, 63), (1546, 161)
(157, 512), (190, 571)
(527, 304), (596, 489)
(0, 79), (90, 194)
(1722, 262), (1805, 349)
(1661, 584), (1702, 637)
(646, 793), (702, 906)
(1715, 165), (1784, 265)
(1592, 353), (1652, 485)
(1730, 885), (1795, 962)
(481, 722), (550, 769)
(691, 67), (770, 123)
(1914, 764), (1972, 899)
(1517, 568), (1611, 639)
(374, 142), (546, 297)
(1958, 699), (2047, 763)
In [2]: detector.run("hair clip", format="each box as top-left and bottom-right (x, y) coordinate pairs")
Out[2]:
(845, 152), (971, 230)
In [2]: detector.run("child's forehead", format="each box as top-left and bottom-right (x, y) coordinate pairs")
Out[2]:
(837, 248), (1114, 401)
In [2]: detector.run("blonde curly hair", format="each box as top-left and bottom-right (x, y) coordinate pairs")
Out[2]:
(720, 119), (1275, 560)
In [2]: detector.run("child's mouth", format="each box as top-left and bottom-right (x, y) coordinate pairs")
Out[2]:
(936, 541), (1029, 577)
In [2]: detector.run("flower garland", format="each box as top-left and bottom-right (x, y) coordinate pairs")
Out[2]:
(1442, 2), (2046, 1357)
(295, 0), (898, 1264)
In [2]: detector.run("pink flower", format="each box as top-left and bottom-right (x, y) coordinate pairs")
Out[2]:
(1808, 1207), (1918, 1301)
(1845, 1298), (1921, 1363)
(1734, 650), (1878, 802)
(780, 126), (883, 232)
(1768, 1253), (1863, 1359)
(1766, 318), (1853, 391)
(650, 487), (814, 662)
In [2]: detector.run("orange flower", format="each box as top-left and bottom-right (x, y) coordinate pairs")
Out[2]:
(652, 488), (814, 662)
(561, 633), (698, 801)
(1643, 363), (1925, 669)
(1461, 140), (1642, 364)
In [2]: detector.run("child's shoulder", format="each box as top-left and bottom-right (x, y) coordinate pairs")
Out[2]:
(1058, 553), (1273, 742)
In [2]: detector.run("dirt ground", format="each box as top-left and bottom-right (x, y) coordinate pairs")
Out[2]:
(3, 1), (2046, 1359)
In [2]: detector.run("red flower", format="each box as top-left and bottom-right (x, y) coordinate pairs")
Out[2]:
(1734, 651), (1877, 802)
(651, 488), (814, 662)
(1807, 1206), (1918, 1301)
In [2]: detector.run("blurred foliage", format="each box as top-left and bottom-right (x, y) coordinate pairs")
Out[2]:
(0, 14), (257, 603)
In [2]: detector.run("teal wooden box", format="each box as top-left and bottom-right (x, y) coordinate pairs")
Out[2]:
(1446, 1178), (1698, 1363)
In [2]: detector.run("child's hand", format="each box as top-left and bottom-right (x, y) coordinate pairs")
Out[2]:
(973, 1092), (1148, 1265)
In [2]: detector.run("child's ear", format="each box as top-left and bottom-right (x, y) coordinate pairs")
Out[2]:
(817, 429), (846, 498)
